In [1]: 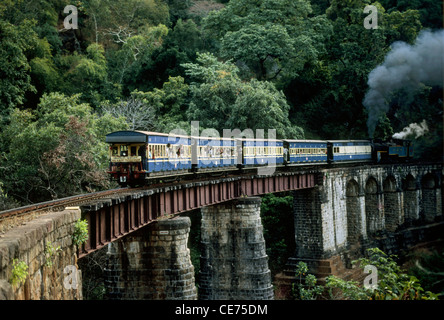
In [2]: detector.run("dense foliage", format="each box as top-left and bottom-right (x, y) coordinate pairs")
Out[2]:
(0, 0), (442, 208)
(325, 248), (439, 300)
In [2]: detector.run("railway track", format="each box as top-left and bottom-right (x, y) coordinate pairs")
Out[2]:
(0, 187), (142, 233)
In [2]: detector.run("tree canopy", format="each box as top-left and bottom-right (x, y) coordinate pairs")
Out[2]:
(0, 0), (442, 208)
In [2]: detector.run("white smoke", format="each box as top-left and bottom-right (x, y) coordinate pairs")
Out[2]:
(392, 120), (429, 139)
(363, 29), (444, 137)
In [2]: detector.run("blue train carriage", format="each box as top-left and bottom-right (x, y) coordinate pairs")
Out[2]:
(106, 130), (191, 186)
(327, 140), (372, 163)
(192, 135), (236, 170)
(283, 140), (328, 164)
(145, 131), (191, 174)
(238, 138), (284, 167)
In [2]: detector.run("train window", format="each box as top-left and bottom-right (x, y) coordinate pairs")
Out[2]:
(120, 145), (128, 156)
(112, 146), (118, 156)
(131, 146), (137, 156)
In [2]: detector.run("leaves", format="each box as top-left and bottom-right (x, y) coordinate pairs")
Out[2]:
(0, 92), (126, 203)
(204, 0), (324, 81)
(183, 52), (303, 138)
(325, 248), (439, 300)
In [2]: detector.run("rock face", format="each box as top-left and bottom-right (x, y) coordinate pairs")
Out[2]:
(0, 208), (82, 300)
(199, 197), (274, 300)
(104, 216), (197, 300)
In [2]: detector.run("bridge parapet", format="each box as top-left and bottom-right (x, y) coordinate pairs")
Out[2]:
(0, 208), (82, 300)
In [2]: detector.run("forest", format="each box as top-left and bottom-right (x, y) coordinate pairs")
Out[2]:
(0, 0), (442, 208)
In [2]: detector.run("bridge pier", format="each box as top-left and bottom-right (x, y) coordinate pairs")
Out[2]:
(199, 197), (274, 300)
(104, 217), (197, 300)
(277, 164), (443, 294)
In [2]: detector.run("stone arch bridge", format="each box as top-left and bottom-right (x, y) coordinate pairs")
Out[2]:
(0, 162), (442, 299)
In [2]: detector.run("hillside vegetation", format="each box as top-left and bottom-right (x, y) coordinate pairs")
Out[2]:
(0, 0), (442, 208)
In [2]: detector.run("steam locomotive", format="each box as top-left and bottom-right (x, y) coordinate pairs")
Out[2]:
(105, 131), (413, 186)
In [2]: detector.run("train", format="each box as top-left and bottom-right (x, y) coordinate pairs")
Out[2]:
(105, 130), (413, 187)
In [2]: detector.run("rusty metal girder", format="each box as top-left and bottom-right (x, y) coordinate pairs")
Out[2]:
(79, 172), (316, 257)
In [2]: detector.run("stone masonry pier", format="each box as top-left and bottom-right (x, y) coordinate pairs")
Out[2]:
(104, 216), (197, 300)
(278, 163), (443, 288)
(199, 197), (274, 300)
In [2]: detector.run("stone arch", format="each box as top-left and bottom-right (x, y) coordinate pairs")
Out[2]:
(365, 177), (380, 236)
(403, 174), (419, 223)
(383, 175), (401, 232)
(421, 173), (437, 222)
(346, 179), (362, 245)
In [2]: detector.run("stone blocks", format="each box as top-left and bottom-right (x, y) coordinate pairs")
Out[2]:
(104, 216), (197, 300)
(0, 208), (82, 300)
(199, 197), (274, 300)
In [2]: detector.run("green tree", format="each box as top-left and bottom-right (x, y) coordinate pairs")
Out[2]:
(58, 43), (110, 107)
(108, 24), (169, 92)
(292, 262), (324, 300)
(373, 114), (394, 140)
(0, 19), (38, 122)
(183, 53), (303, 138)
(379, 0), (442, 30)
(80, 0), (169, 45)
(203, 0), (328, 82)
(287, 0), (423, 139)
(0, 92), (127, 204)
(129, 75), (189, 132)
(325, 248), (439, 300)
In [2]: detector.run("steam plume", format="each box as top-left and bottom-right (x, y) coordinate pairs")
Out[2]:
(364, 29), (444, 137)
(392, 120), (429, 139)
